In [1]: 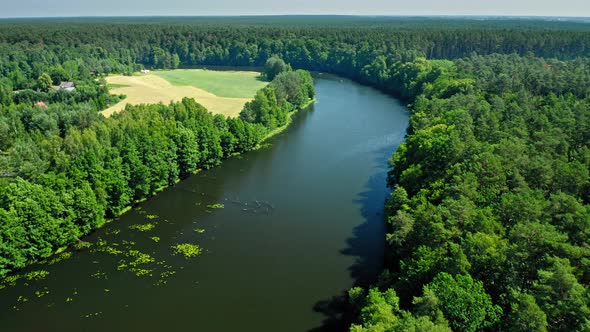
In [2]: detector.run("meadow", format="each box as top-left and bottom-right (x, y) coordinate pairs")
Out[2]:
(102, 69), (267, 117)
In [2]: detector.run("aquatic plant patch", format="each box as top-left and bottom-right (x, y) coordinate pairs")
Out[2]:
(172, 243), (203, 258)
(24, 270), (50, 281)
(129, 222), (156, 232)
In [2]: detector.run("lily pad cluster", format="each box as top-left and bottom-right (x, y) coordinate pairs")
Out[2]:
(171, 243), (203, 258)
(91, 238), (177, 286)
(128, 222), (156, 232)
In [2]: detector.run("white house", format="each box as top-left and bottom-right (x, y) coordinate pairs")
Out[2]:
(52, 82), (75, 92)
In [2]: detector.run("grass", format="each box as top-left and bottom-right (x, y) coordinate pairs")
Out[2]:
(107, 83), (130, 89)
(102, 69), (267, 118)
(154, 69), (267, 98)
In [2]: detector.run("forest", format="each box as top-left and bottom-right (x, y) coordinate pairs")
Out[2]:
(0, 17), (589, 331)
(350, 52), (590, 332)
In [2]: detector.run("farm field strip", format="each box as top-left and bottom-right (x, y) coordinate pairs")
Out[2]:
(102, 70), (267, 117)
(153, 69), (267, 98)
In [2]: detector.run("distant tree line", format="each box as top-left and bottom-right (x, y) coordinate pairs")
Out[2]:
(0, 17), (589, 96)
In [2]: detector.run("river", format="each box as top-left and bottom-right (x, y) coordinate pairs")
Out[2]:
(0, 74), (409, 331)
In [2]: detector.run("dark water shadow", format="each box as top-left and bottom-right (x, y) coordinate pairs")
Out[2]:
(308, 145), (395, 332)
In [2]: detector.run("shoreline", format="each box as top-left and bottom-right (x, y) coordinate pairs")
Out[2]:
(262, 98), (316, 143)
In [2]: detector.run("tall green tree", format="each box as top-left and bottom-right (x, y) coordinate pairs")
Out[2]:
(37, 73), (53, 92)
(264, 55), (291, 81)
(414, 273), (502, 332)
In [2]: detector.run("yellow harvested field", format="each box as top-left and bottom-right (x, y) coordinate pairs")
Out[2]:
(101, 73), (254, 118)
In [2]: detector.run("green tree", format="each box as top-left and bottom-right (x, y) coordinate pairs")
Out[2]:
(0, 208), (27, 278)
(175, 125), (200, 178)
(506, 291), (548, 332)
(172, 54), (181, 69)
(49, 66), (70, 84)
(416, 272), (502, 332)
(264, 55), (291, 81)
(37, 73), (53, 92)
(350, 287), (450, 332)
(533, 257), (590, 331)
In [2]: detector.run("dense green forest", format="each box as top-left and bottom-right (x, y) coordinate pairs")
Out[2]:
(1, 16), (590, 90)
(0, 17), (589, 331)
(350, 53), (590, 332)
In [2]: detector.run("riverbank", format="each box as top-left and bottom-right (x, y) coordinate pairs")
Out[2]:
(262, 98), (315, 142)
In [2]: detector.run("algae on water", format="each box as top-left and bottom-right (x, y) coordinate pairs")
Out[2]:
(172, 243), (203, 258)
(128, 222), (156, 232)
(24, 270), (49, 281)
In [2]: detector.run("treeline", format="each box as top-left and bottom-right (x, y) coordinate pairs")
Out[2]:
(0, 68), (314, 278)
(348, 54), (590, 331)
(1, 18), (590, 99)
(240, 69), (314, 130)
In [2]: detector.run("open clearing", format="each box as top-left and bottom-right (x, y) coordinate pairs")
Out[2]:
(102, 69), (267, 118)
(154, 69), (267, 98)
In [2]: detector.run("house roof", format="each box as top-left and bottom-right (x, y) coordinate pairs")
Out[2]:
(52, 82), (75, 91)
(59, 82), (75, 88)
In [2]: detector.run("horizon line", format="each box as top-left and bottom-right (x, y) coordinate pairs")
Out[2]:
(0, 14), (589, 20)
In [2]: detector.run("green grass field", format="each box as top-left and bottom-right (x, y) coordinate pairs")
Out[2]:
(154, 69), (267, 98)
(103, 69), (267, 118)
(107, 83), (130, 89)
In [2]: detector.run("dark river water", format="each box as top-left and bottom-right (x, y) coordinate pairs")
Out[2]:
(0, 75), (409, 332)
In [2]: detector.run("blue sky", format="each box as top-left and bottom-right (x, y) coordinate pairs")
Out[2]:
(2, 0), (589, 18)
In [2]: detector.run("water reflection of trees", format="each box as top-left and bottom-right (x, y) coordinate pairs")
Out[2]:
(310, 146), (395, 332)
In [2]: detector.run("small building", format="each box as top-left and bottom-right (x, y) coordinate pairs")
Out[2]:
(36, 101), (48, 109)
(52, 82), (75, 92)
(140, 69), (151, 74)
